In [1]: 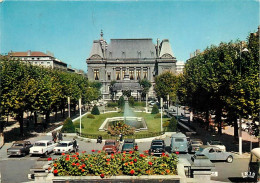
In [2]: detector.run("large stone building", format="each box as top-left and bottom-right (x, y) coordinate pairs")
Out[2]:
(86, 32), (177, 100)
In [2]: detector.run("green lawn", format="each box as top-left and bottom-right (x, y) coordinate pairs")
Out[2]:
(74, 112), (170, 138)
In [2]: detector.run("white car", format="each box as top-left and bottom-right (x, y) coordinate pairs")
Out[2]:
(30, 140), (56, 156)
(53, 141), (75, 154)
(207, 140), (226, 152)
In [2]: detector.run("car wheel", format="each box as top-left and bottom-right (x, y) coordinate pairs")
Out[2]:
(44, 151), (48, 157)
(226, 155), (233, 163)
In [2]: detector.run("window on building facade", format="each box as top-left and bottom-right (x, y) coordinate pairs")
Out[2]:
(151, 51), (154, 57)
(107, 72), (111, 80)
(41, 62), (44, 64)
(94, 69), (100, 80)
(129, 70), (134, 80)
(137, 70), (141, 80)
(47, 62), (50, 64)
(109, 52), (112, 58)
(137, 51), (141, 58)
(37, 58), (40, 60)
(122, 70), (126, 79)
(34, 62), (37, 64)
(143, 70), (148, 79)
(32, 58), (34, 60)
(116, 71), (121, 80)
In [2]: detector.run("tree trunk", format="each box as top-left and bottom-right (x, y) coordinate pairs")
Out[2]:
(233, 114), (239, 141)
(0, 119), (5, 147)
(205, 109), (209, 130)
(34, 111), (38, 126)
(18, 112), (24, 136)
(215, 107), (222, 135)
(44, 110), (50, 129)
(55, 107), (58, 121)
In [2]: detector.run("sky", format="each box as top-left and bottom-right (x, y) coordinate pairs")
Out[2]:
(0, 0), (259, 72)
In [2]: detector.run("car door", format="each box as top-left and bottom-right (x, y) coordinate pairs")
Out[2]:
(25, 142), (32, 154)
(206, 148), (216, 160)
(215, 148), (224, 160)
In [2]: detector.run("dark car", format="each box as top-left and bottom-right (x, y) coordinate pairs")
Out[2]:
(122, 139), (138, 153)
(149, 139), (166, 156)
(102, 139), (119, 154)
(188, 139), (203, 153)
(7, 141), (33, 156)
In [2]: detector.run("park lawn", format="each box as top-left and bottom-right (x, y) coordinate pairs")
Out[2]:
(75, 112), (170, 135)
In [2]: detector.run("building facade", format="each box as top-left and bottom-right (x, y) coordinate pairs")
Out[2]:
(86, 32), (177, 100)
(176, 61), (185, 74)
(9, 50), (68, 70)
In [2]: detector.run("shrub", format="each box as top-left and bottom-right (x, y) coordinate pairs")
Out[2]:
(169, 117), (177, 132)
(61, 118), (75, 133)
(118, 96), (125, 108)
(91, 105), (100, 115)
(154, 113), (161, 118)
(87, 114), (95, 119)
(128, 96), (135, 107)
(134, 101), (146, 107)
(151, 104), (159, 114)
(107, 102), (118, 107)
(74, 122), (84, 129)
(107, 121), (135, 136)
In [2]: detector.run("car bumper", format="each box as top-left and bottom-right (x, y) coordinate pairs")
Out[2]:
(7, 151), (21, 156)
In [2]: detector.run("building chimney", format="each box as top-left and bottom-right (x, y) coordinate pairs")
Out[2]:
(196, 49), (200, 55)
(156, 38), (160, 57)
(27, 50), (31, 56)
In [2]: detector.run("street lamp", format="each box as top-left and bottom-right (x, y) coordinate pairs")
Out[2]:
(175, 96), (179, 131)
(238, 42), (249, 155)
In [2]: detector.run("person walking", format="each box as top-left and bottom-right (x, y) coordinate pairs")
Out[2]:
(58, 131), (63, 141)
(73, 138), (78, 152)
(52, 131), (57, 143)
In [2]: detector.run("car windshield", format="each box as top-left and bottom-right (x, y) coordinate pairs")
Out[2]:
(34, 143), (46, 146)
(123, 143), (133, 149)
(175, 138), (184, 142)
(105, 141), (115, 146)
(211, 141), (222, 145)
(151, 145), (163, 149)
(13, 143), (24, 147)
(57, 143), (68, 147)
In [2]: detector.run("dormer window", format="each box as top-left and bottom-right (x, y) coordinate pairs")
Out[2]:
(109, 52), (112, 58)
(122, 51), (126, 58)
(151, 51), (154, 57)
(137, 51), (141, 58)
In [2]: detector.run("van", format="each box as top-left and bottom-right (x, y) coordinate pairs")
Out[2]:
(170, 133), (188, 153)
(248, 147), (260, 182)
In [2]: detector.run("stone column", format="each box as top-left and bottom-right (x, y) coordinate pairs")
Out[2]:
(134, 67), (136, 81)
(120, 67), (122, 81)
(141, 67), (143, 79)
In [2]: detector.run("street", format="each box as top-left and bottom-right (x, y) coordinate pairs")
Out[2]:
(0, 134), (251, 183)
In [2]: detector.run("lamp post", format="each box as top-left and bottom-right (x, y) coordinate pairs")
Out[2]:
(176, 96), (179, 131)
(160, 98), (163, 132)
(68, 97), (70, 118)
(79, 98), (82, 136)
(238, 42), (249, 155)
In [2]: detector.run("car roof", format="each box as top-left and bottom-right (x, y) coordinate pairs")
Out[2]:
(124, 139), (135, 143)
(251, 148), (260, 158)
(58, 141), (72, 143)
(171, 133), (187, 138)
(105, 139), (116, 142)
(152, 139), (164, 143)
(14, 141), (29, 144)
(35, 140), (52, 143)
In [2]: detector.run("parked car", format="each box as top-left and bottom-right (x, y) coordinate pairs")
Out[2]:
(149, 139), (166, 156)
(53, 141), (76, 154)
(196, 146), (233, 163)
(207, 140), (226, 152)
(30, 140), (56, 156)
(188, 139), (203, 153)
(7, 141), (33, 156)
(102, 140), (119, 154)
(170, 133), (188, 153)
(122, 139), (138, 153)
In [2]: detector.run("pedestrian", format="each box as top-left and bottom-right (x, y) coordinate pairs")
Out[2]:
(119, 133), (123, 142)
(58, 131), (63, 141)
(52, 131), (57, 143)
(73, 138), (77, 152)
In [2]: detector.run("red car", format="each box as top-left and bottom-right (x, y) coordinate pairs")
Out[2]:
(102, 140), (119, 154)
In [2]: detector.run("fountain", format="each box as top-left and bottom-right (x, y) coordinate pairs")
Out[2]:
(99, 102), (147, 132)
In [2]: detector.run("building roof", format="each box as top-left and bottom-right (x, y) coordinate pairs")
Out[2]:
(106, 39), (156, 59)
(159, 39), (174, 58)
(9, 51), (52, 57)
(89, 40), (105, 59)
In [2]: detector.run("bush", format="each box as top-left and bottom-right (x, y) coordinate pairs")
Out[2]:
(74, 122), (84, 129)
(91, 105), (100, 115)
(154, 113), (161, 118)
(61, 118), (75, 133)
(151, 104), (159, 114)
(107, 102), (118, 107)
(128, 96), (135, 107)
(118, 96), (125, 108)
(87, 114), (95, 119)
(169, 117), (177, 132)
(134, 101), (146, 107)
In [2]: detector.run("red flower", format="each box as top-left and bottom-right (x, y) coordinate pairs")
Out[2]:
(162, 153), (165, 156)
(81, 169), (85, 172)
(117, 151), (121, 154)
(175, 151), (179, 154)
(122, 158), (125, 161)
(130, 161), (133, 165)
(129, 156), (132, 159)
(123, 154), (126, 157)
(48, 157), (52, 161)
(76, 152), (79, 156)
(139, 154), (145, 158)
(130, 169), (135, 175)
(148, 161), (153, 166)
(111, 153), (114, 156)
(82, 151), (86, 154)
(123, 151), (126, 154)
(124, 162), (128, 166)
(92, 149), (95, 152)
(53, 169), (58, 174)
(106, 159), (110, 162)
(82, 164), (86, 168)
(75, 157), (79, 160)
(61, 153), (65, 156)
(53, 163), (57, 167)
(65, 157), (70, 161)
(100, 173), (105, 178)
(129, 151), (133, 154)
(72, 162), (76, 166)
(98, 150), (101, 153)
(76, 163), (80, 166)
(134, 158), (137, 163)
(72, 155), (77, 158)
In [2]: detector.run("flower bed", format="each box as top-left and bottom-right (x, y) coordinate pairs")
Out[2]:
(51, 151), (178, 177)
(107, 121), (135, 136)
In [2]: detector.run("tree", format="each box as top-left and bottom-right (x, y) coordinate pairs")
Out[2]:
(109, 80), (117, 101)
(118, 96), (125, 109)
(154, 71), (178, 102)
(61, 118), (75, 133)
(91, 105), (100, 115)
(139, 79), (152, 100)
(128, 96), (135, 107)
(151, 104), (159, 114)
